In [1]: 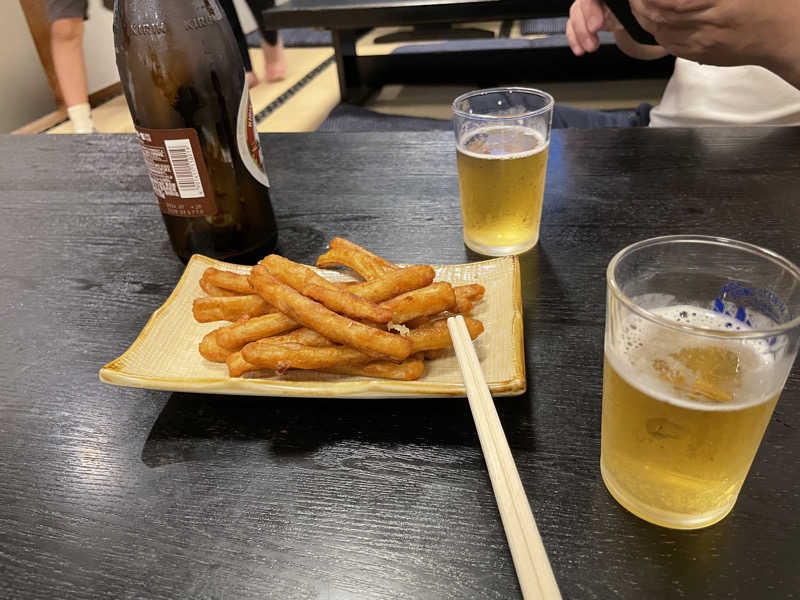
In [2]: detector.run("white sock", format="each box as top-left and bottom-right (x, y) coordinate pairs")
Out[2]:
(67, 103), (95, 134)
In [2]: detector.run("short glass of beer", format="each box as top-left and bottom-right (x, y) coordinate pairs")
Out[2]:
(452, 88), (553, 256)
(602, 236), (800, 529)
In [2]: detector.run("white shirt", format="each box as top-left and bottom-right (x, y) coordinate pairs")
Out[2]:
(649, 58), (800, 127)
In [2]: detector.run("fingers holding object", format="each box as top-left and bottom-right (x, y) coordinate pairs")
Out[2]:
(569, 0), (600, 53)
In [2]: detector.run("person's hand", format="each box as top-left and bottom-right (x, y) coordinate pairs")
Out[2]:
(629, 0), (755, 65)
(629, 0), (800, 84)
(566, 0), (623, 56)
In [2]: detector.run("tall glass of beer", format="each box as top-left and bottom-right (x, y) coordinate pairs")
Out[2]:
(603, 236), (800, 529)
(452, 88), (553, 256)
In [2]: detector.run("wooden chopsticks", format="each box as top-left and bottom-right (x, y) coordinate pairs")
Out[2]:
(447, 315), (562, 600)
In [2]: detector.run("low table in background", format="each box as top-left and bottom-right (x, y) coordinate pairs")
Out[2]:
(261, 0), (675, 102)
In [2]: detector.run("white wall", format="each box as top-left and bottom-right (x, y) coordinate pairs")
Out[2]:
(0, 0), (118, 133)
(0, 3), (57, 132)
(83, 0), (119, 94)
(233, 0), (259, 35)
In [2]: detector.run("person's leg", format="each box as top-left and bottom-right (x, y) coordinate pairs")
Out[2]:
(217, 0), (259, 87)
(51, 18), (86, 107)
(244, 0), (287, 81)
(261, 36), (286, 82)
(50, 16), (94, 132)
(635, 103), (653, 127)
(552, 104), (652, 128)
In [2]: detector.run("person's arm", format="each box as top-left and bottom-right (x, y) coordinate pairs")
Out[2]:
(567, 0), (666, 60)
(631, 0), (800, 87)
(613, 29), (667, 60)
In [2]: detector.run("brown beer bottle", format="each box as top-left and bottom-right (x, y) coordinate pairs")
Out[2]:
(113, 0), (277, 263)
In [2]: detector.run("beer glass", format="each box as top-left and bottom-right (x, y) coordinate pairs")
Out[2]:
(602, 236), (800, 529)
(452, 88), (553, 256)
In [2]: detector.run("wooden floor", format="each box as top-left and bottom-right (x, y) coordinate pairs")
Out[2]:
(42, 25), (667, 135)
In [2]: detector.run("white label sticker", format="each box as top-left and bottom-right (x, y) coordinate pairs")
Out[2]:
(236, 80), (270, 187)
(164, 138), (205, 199)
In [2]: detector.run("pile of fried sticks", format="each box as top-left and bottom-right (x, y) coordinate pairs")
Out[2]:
(194, 238), (485, 380)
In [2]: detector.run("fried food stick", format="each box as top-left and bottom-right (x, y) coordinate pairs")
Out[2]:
(225, 330), (336, 376)
(263, 256), (434, 305)
(249, 265), (412, 360)
(316, 237), (399, 280)
(316, 238), (483, 303)
(199, 278), (242, 297)
(201, 268), (253, 294)
(316, 240), (485, 313)
(192, 294), (274, 322)
(199, 311), (317, 363)
(226, 351), (424, 380)
(233, 315), (483, 369)
(380, 282), (456, 323)
(456, 283), (486, 302)
(305, 283), (393, 323)
(455, 284), (485, 313)
(268, 327), (334, 347)
(405, 283), (486, 327)
(407, 317), (484, 353)
(229, 317), (483, 376)
(242, 341), (373, 371)
(260, 254), (391, 323)
(215, 313), (298, 350)
(198, 330), (232, 362)
(227, 351), (258, 377)
(346, 265), (435, 302)
(320, 358), (424, 380)
(214, 265), (436, 351)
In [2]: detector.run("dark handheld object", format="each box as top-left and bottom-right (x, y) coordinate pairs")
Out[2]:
(604, 0), (659, 45)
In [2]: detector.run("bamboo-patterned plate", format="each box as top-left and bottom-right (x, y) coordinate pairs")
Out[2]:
(99, 254), (525, 398)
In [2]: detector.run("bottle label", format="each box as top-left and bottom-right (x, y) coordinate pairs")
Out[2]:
(134, 126), (217, 217)
(236, 82), (270, 187)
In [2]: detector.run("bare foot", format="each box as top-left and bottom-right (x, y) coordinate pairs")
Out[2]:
(262, 38), (287, 82)
(245, 71), (259, 88)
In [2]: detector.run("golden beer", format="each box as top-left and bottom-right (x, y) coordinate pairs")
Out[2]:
(456, 125), (548, 255)
(601, 306), (781, 529)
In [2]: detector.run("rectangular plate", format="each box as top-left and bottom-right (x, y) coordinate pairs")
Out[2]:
(99, 254), (525, 398)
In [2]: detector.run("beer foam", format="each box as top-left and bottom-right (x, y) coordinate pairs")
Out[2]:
(458, 125), (548, 161)
(607, 305), (784, 411)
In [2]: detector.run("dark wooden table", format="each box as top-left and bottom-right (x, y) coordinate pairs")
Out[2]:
(1, 128), (799, 599)
(261, 0), (674, 102)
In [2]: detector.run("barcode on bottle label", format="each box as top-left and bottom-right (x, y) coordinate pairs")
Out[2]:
(135, 126), (216, 217)
(164, 138), (205, 198)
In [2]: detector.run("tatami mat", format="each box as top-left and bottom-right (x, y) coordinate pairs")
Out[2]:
(257, 60), (340, 132)
(41, 21), (667, 135)
(47, 46), (333, 134)
(47, 94), (135, 134)
(247, 46), (333, 118)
